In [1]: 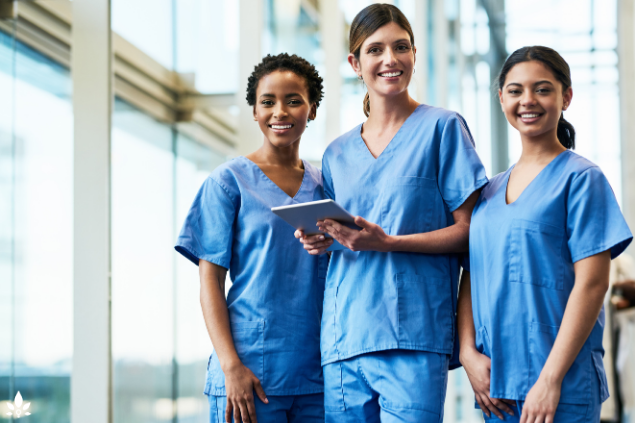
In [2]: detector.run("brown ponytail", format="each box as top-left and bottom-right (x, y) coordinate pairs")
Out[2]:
(497, 46), (575, 149)
(349, 4), (414, 118)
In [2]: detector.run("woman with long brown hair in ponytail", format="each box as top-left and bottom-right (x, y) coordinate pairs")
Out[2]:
(296, 3), (487, 422)
(458, 46), (632, 423)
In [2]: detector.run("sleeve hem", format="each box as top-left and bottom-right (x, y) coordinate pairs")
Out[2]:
(447, 177), (489, 212)
(174, 244), (230, 269)
(570, 235), (633, 263)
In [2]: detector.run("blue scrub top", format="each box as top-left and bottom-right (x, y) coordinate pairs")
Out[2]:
(321, 105), (488, 366)
(469, 150), (632, 404)
(175, 157), (328, 396)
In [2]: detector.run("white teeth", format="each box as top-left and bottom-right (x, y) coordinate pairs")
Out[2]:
(379, 71), (403, 77)
(521, 113), (540, 118)
(271, 125), (292, 129)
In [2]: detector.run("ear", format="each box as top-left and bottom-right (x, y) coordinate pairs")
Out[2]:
(308, 103), (317, 121)
(348, 53), (362, 77)
(253, 105), (258, 121)
(562, 87), (573, 111)
(498, 89), (504, 111)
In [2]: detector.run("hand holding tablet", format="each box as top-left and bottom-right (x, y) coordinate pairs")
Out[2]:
(271, 199), (361, 251)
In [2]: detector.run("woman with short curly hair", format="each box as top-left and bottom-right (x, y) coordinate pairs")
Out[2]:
(175, 53), (327, 423)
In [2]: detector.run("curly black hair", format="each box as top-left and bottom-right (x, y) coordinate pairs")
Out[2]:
(246, 53), (324, 109)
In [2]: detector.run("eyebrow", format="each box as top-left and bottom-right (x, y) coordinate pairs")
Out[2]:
(366, 38), (411, 47)
(505, 80), (555, 88)
(259, 93), (303, 98)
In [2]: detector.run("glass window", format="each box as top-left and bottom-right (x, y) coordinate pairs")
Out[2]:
(111, 0), (174, 70)
(0, 27), (73, 422)
(111, 99), (175, 423)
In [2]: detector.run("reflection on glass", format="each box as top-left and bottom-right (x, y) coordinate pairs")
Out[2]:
(111, 99), (175, 423)
(0, 28), (73, 422)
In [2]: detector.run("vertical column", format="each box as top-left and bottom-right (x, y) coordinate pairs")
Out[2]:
(433, 0), (448, 108)
(486, 0), (508, 175)
(413, 0), (428, 104)
(71, 1), (112, 422)
(320, 0), (343, 144)
(618, 0), (635, 251)
(237, 0), (264, 156)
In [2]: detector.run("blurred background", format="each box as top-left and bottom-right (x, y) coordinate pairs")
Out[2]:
(1, 0), (635, 422)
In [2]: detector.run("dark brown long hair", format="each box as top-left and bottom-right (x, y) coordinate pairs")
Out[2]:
(349, 4), (415, 117)
(497, 46), (575, 149)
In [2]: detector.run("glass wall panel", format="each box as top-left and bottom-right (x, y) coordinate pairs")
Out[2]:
(111, 0), (174, 70)
(0, 25), (16, 423)
(175, 0), (239, 95)
(0, 26), (73, 422)
(111, 100), (175, 423)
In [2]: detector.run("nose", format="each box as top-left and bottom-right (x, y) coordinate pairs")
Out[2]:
(273, 102), (289, 119)
(382, 48), (397, 66)
(519, 90), (537, 107)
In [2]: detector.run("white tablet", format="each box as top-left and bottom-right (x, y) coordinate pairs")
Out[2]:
(271, 199), (361, 251)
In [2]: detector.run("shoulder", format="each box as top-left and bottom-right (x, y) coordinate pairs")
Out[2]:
(560, 150), (600, 175)
(302, 159), (323, 185)
(413, 105), (466, 128)
(207, 158), (246, 199)
(324, 124), (362, 160)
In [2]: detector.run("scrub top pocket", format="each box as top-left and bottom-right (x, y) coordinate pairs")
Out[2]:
(395, 274), (452, 349)
(528, 322), (590, 404)
(232, 321), (265, 380)
(509, 219), (565, 291)
(381, 176), (439, 235)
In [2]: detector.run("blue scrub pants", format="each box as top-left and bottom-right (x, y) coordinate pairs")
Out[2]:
(481, 373), (602, 423)
(323, 349), (449, 423)
(208, 393), (324, 423)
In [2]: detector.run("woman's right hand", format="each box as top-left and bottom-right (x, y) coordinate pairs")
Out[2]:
(461, 348), (516, 420)
(295, 229), (333, 255)
(224, 361), (268, 423)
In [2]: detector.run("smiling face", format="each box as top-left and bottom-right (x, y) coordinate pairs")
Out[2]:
(349, 21), (415, 100)
(499, 60), (572, 141)
(253, 70), (316, 148)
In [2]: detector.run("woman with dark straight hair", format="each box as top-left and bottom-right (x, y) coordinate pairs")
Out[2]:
(297, 4), (487, 422)
(458, 46), (632, 423)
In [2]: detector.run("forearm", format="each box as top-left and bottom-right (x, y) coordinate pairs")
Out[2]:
(457, 271), (478, 361)
(540, 251), (610, 385)
(199, 261), (242, 373)
(387, 220), (470, 253)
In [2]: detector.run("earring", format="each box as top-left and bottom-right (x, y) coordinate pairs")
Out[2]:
(413, 68), (416, 74)
(357, 75), (363, 81)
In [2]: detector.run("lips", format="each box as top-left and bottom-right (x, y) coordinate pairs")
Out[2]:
(378, 70), (403, 77)
(268, 122), (294, 130)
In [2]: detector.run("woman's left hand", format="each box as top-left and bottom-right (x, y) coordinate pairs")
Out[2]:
(318, 216), (392, 252)
(520, 376), (561, 423)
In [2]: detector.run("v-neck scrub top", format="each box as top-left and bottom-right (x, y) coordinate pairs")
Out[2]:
(320, 105), (488, 365)
(469, 150), (632, 404)
(175, 157), (328, 396)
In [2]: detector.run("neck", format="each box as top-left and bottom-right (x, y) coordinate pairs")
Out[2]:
(365, 90), (419, 128)
(250, 136), (302, 168)
(518, 128), (566, 165)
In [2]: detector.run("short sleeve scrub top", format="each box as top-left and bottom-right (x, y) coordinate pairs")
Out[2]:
(321, 105), (488, 365)
(175, 157), (329, 397)
(469, 150), (633, 406)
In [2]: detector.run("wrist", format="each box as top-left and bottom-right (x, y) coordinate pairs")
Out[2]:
(459, 345), (480, 364)
(539, 367), (564, 386)
(384, 235), (398, 252)
(219, 355), (242, 374)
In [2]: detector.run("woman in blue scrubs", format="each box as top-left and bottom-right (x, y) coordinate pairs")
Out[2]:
(458, 46), (633, 423)
(175, 53), (328, 423)
(297, 4), (487, 423)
